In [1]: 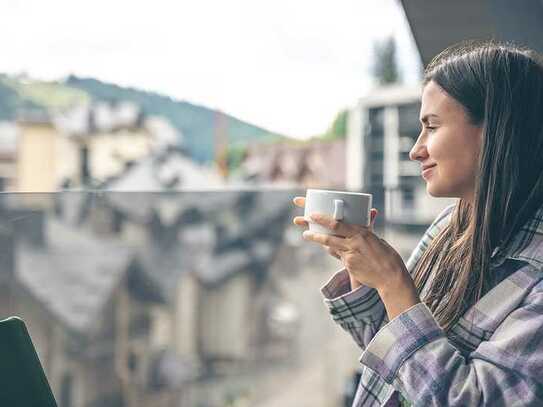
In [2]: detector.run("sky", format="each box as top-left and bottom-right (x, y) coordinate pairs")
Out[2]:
(0, 0), (421, 139)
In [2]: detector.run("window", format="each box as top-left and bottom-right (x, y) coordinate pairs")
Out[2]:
(368, 108), (385, 136)
(398, 102), (421, 136)
(402, 186), (415, 209)
(80, 146), (90, 184)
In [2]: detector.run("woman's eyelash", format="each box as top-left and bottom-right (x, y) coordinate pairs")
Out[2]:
(420, 124), (437, 133)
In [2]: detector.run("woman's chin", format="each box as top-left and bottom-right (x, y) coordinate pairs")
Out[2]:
(426, 183), (458, 199)
(426, 182), (443, 197)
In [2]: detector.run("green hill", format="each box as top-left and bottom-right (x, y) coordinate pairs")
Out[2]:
(64, 76), (284, 163)
(0, 74), (286, 163)
(0, 75), (42, 120)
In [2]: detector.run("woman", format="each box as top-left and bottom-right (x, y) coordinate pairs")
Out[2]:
(292, 41), (543, 406)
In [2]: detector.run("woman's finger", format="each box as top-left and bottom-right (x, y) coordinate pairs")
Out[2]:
(325, 246), (341, 260)
(292, 196), (306, 208)
(309, 213), (353, 237)
(293, 216), (309, 228)
(302, 231), (350, 251)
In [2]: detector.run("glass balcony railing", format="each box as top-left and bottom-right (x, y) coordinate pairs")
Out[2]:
(0, 190), (373, 407)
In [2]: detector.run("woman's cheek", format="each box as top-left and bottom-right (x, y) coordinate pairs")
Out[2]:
(427, 136), (445, 160)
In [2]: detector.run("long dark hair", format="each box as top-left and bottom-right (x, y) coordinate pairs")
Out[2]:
(412, 41), (543, 331)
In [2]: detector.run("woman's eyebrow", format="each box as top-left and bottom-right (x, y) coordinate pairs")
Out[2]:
(420, 113), (439, 124)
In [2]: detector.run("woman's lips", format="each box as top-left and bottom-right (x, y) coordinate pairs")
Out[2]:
(422, 165), (437, 179)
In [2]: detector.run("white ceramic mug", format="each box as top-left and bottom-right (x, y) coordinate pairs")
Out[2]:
(304, 189), (373, 235)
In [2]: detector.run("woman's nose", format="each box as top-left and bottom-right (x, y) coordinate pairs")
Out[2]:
(409, 141), (427, 161)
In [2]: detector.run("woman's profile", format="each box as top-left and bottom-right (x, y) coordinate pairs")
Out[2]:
(293, 41), (543, 406)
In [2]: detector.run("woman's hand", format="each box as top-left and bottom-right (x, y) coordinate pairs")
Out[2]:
(292, 196), (420, 319)
(292, 196), (377, 290)
(292, 196), (377, 259)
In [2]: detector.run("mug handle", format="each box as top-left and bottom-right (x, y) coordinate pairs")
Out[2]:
(333, 199), (344, 220)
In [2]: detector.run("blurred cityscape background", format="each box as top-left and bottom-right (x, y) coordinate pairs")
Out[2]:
(0, 0), (542, 406)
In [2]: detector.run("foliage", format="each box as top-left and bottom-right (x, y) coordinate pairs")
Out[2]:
(7, 77), (88, 109)
(0, 76), (41, 120)
(322, 109), (348, 140)
(372, 36), (402, 85)
(226, 143), (249, 172)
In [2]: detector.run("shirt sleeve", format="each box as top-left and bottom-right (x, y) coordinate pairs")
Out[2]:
(359, 279), (543, 406)
(319, 203), (456, 351)
(320, 267), (389, 350)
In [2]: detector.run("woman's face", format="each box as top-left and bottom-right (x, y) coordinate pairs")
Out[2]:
(409, 80), (483, 203)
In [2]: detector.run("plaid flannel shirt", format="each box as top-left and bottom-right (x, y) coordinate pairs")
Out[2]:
(321, 202), (543, 406)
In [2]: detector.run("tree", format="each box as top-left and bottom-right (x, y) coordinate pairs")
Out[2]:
(372, 36), (402, 85)
(322, 109), (349, 140)
(226, 144), (248, 173)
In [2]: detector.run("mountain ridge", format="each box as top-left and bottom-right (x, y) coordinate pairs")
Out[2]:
(0, 74), (286, 163)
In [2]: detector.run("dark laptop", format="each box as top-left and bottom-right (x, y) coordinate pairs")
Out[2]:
(0, 317), (57, 406)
